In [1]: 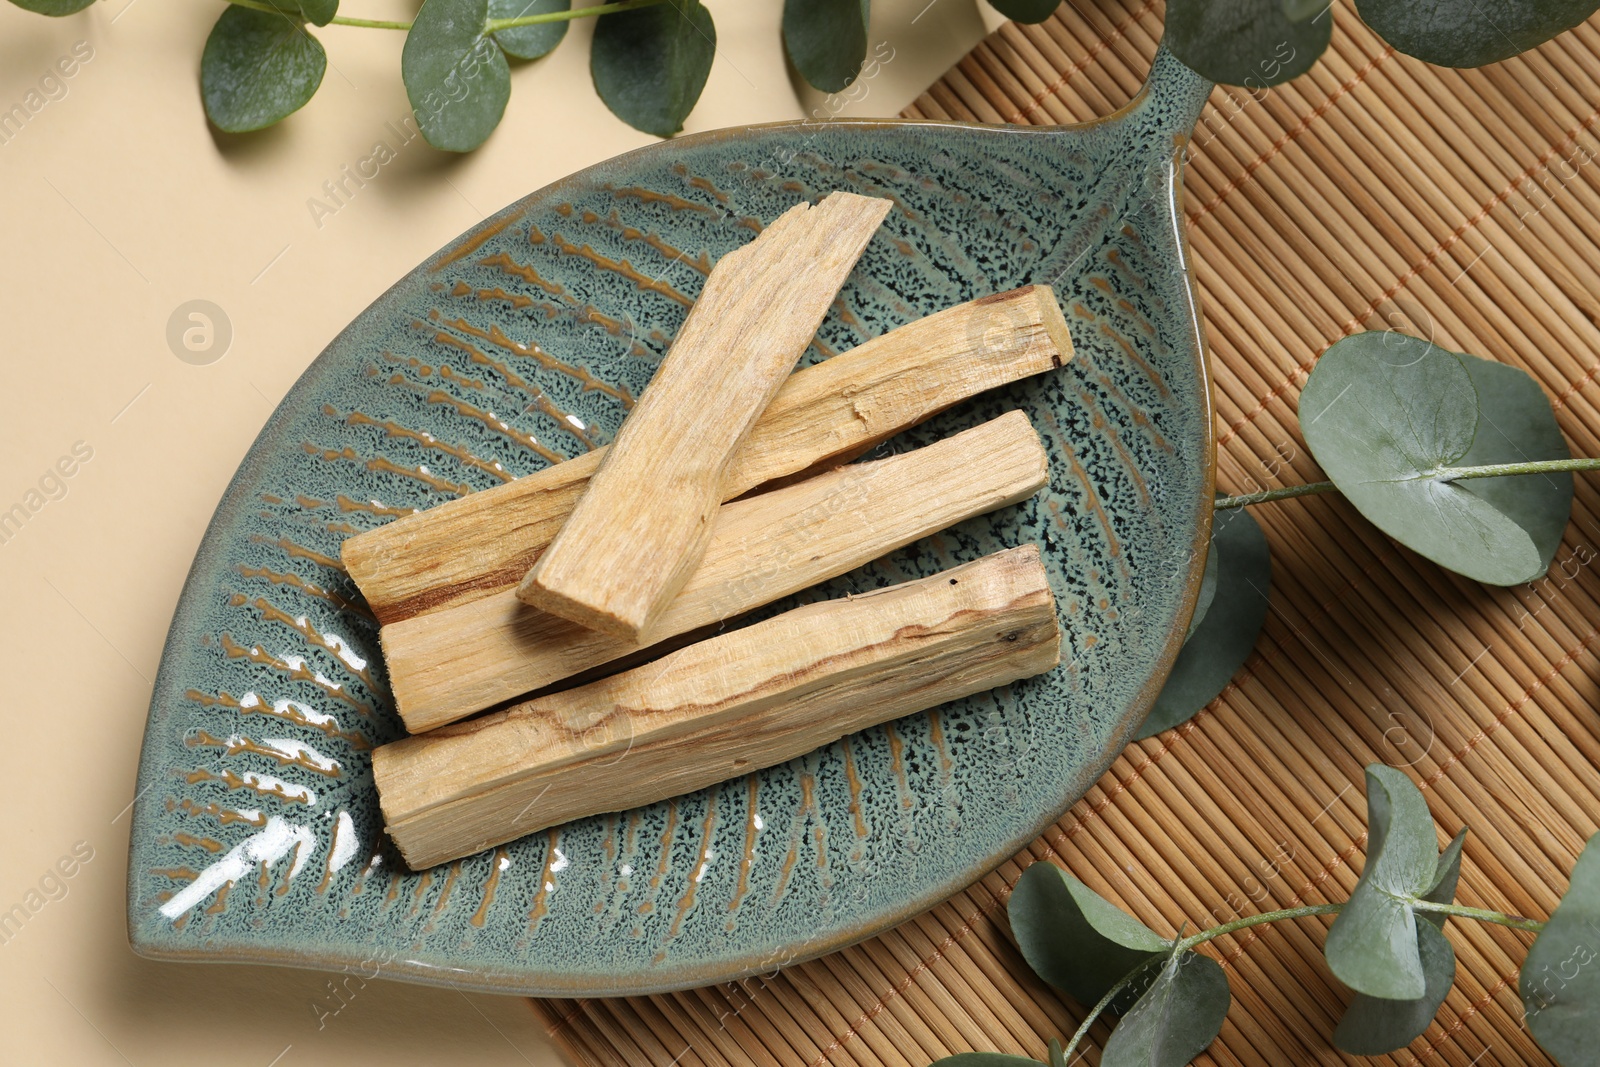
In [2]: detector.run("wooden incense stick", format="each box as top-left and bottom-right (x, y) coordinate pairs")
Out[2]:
(383, 410), (1050, 732)
(375, 544), (1060, 869)
(341, 284), (1072, 625)
(516, 193), (895, 641)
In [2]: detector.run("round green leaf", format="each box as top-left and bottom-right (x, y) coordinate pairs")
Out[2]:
(1186, 535), (1219, 639)
(1009, 862), (1170, 1009)
(1422, 828), (1467, 926)
(784, 0), (869, 93)
(1523, 833), (1600, 1066)
(302, 0), (337, 26)
(1101, 952), (1231, 1067)
(1453, 353), (1572, 576)
(7, 0), (97, 14)
(263, 0), (338, 26)
(986, 0), (1060, 25)
(1329, 888), (1425, 1001)
(1137, 507), (1269, 740)
(1325, 765), (1441, 1000)
(1301, 333), (1570, 587)
(592, 0), (715, 137)
(1356, 0), (1600, 67)
(491, 0), (570, 60)
(201, 6), (327, 134)
(1164, 0), (1331, 87)
(1333, 919), (1456, 1056)
(930, 1056), (1043, 1067)
(1336, 828), (1467, 1055)
(402, 0), (513, 152)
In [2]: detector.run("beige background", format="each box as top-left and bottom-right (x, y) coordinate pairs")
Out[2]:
(0, 0), (990, 1062)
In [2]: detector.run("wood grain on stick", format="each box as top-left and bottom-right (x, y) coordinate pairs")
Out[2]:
(383, 411), (1050, 732)
(341, 284), (1072, 625)
(375, 544), (1061, 869)
(517, 192), (895, 641)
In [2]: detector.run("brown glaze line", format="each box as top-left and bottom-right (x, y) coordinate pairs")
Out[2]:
(528, 828), (563, 930)
(300, 442), (474, 498)
(184, 767), (314, 806)
(175, 796), (269, 829)
(469, 846), (510, 928)
(323, 401), (516, 484)
(185, 728), (343, 778)
(725, 776), (762, 930)
(548, 232), (696, 307)
(431, 208), (526, 273)
(227, 592), (385, 693)
(204, 640), (378, 724)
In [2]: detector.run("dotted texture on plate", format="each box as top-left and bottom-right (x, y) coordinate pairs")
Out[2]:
(536, 1), (1600, 1064)
(127, 52), (1214, 997)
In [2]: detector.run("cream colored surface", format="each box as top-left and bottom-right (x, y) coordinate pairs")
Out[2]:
(0, 0), (986, 1062)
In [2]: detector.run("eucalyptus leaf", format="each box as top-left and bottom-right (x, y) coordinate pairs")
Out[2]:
(1047, 1037), (1067, 1067)
(1186, 536), (1219, 640)
(1100, 952), (1231, 1067)
(1331, 829), (1464, 1053)
(1300, 333), (1569, 587)
(1333, 919), (1456, 1055)
(1279, 0), (1323, 18)
(1008, 862), (1170, 1008)
(402, 0), (512, 151)
(1523, 833), (1600, 1067)
(264, 0), (338, 26)
(1164, 0), (1330, 87)
(301, 0), (337, 25)
(1324, 765), (1440, 1000)
(1137, 507), (1270, 739)
(783, 0), (869, 93)
(201, 6), (327, 134)
(7, 0), (97, 14)
(986, 0), (1061, 24)
(592, 0), (715, 137)
(1356, 0), (1600, 68)
(1422, 828), (1467, 926)
(490, 0), (570, 61)
(1454, 353), (1572, 576)
(929, 1055), (1043, 1067)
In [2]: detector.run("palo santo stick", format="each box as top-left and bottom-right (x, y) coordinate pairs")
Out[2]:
(517, 192), (895, 641)
(341, 284), (1072, 624)
(375, 544), (1060, 869)
(384, 411), (1049, 732)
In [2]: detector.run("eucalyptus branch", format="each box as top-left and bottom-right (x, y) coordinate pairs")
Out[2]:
(487, 0), (666, 33)
(1173, 902), (1343, 950)
(1216, 455), (1600, 512)
(1214, 482), (1337, 509)
(1058, 955), (1166, 1065)
(215, 0), (668, 33)
(1410, 899), (1546, 932)
(1437, 457), (1600, 481)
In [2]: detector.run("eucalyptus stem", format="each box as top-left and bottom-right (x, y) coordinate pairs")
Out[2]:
(1173, 902), (1344, 950)
(216, 0), (667, 32)
(1411, 899), (1546, 932)
(1058, 955), (1165, 1065)
(1216, 455), (1600, 511)
(1214, 482), (1337, 510)
(486, 0), (666, 33)
(1437, 457), (1600, 481)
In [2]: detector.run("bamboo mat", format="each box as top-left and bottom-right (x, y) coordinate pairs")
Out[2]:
(527, 1), (1600, 1063)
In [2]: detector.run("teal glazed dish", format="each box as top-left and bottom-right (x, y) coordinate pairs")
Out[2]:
(128, 47), (1216, 996)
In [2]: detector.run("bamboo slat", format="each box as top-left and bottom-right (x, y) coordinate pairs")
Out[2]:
(527, 2), (1600, 1064)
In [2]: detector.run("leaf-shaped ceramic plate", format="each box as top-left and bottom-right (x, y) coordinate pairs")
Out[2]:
(128, 48), (1215, 996)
